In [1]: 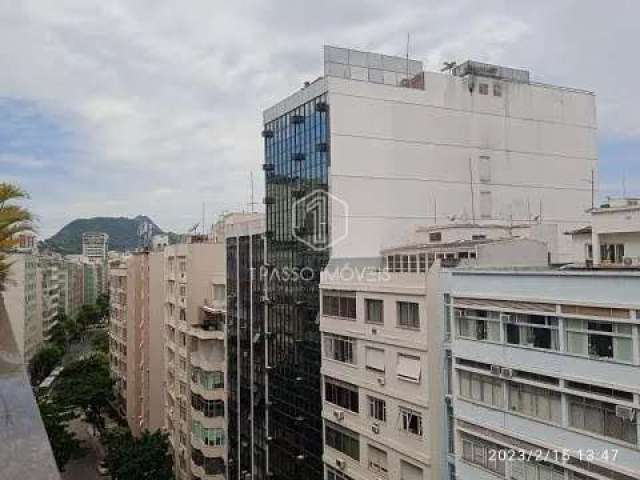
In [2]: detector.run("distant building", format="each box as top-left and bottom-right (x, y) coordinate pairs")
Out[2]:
(82, 232), (109, 261)
(3, 252), (40, 360)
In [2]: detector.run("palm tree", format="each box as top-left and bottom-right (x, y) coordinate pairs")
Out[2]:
(0, 183), (34, 292)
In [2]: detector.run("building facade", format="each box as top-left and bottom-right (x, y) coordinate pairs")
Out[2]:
(256, 44), (597, 480)
(225, 213), (266, 480)
(108, 251), (165, 436)
(444, 267), (640, 480)
(3, 252), (40, 360)
(82, 231), (109, 260)
(163, 239), (227, 480)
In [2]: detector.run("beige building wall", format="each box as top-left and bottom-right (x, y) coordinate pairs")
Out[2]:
(109, 252), (165, 436)
(164, 240), (227, 480)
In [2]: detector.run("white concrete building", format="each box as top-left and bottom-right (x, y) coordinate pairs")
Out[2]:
(319, 224), (549, 480)
(265, 46), (597, 265)
(3, 252), (40, 360)
(82, 231), (109, 261)
(443, 267), (640, 480)
(569, 198), (640, 266)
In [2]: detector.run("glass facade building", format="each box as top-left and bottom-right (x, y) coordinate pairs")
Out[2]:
(228, 92), (330, 480)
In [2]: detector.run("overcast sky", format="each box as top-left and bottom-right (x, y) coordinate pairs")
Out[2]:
(0, 0), (638, 237)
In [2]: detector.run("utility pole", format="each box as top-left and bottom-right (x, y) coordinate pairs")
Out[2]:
(468, 158), (476, 223)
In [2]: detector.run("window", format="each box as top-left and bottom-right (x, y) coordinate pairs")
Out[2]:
(325, 422), (360, 460)
(418, 254), (426, 272)
(479, 190), (492, 218)
(508, 382), (561, 424)
(191, 421), (224, 446)
(365, 299), (384, 324)
(505, 314), (560, 350)
(365, 347), (385, 372)
(479, 155), (491, 182)
(397, 302), (420, 329)
(458, 370), (504, 408)
(429, 232), (442, 242)
(368, 444), (388, 477)
(461, 434), (506, 475)
(323, 291), (356, 319)
(493, 83), (502, 97)
(191, 394), (224, 417)
(600, 243), (625, 263)
(179, 284), (186, 297)
(368, 396), (386, 422)
(386, 255), (394, 272)
(324, 334), (356, 364)
(568, 395), (637, 444)
(566, 319), (633, 363)
(179, 308), (186, 322)
(478, 83), (489, 95)
(400, 460), (423, 480)
(400, 407), (422, 436)
(510, 459), (564, 480)
(325, 378), (359, 413)
(213, 284), (225, 301)
(326, 466), (354, 480)
(397, 354), (421, 382)
(192, 368), (224, 389)
(456, 309), (500, 342)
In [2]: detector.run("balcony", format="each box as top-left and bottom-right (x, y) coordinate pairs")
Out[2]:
(0, 304), (60, 479)
(190, 434), (224, 459)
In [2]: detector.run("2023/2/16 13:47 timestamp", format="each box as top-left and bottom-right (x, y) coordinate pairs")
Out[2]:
(488, 448), (619, 463)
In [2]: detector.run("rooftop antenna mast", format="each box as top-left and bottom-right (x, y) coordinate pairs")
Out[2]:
(201, 202), (206, 235)
(249, 171), (259, 213)
(468, 158), (476, 223)
(405, 33), (410, 86)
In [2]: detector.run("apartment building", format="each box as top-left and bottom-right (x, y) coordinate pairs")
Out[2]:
(224, 213), (266, 480)
(82, 231), (109, 260)
(3, 252), (40, 360)
(163, 238), (226, 480)
(443, 263), (640, 480)
(319, 224), (548, 480)
(255, 44), (597, 480)
(108, 251), (165, 436)
(36, 254), (61, 342)
(63, 259), (84, 318)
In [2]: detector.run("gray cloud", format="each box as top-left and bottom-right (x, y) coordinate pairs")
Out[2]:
(0, 0), (638, 236)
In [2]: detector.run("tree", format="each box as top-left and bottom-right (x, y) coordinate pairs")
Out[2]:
(91, 329), (109, 354)
(52, 353), (113, 429)
(48, 314), (69, 349)
(37, 392), (84, 471)
(103, 428), (173, 480)
(96, 293), (110, 320)
(0, 183), (33, 292)
(76, 303), (101, 332)
(29, 344), (64, 385)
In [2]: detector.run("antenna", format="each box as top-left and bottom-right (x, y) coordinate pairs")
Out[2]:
(591, 168), (595, 209)
(202, 202), (206, 235)
(249, 171), (259, 213)
(468, 158), (476, 223)
(405, 33), (410, 86)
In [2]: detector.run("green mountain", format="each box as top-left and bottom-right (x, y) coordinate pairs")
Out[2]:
(43, 215), (164, 254)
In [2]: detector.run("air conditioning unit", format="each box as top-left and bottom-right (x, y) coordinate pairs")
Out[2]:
(333, 410), (345, 421)
(377, 376), (386, 386)
(622, 257), (640, 266)
(501, 368), (514, 378)
(335, 458), (346, 470)
(370, 327), (378, 335)
(490, 365), (501, 375)
(616, 405), (636, 421)
(371, 424), (380, 434)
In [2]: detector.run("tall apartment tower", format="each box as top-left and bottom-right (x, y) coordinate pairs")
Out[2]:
(108, 251), (165, 436)
(253, 45), (597, 480)
(3, 252), (40, 360)
(224, 213), (266, 480)
(163, 239), (227, 480)
(82, 231), (109, 261)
